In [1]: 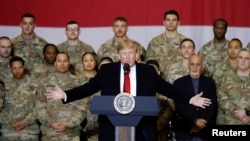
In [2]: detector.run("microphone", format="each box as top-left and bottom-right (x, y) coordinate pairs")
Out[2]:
(123, 63), (130, 73)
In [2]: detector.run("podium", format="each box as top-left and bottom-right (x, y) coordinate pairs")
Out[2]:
(90, 95), (160, 141)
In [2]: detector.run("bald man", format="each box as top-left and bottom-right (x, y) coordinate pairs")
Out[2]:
(173, 54), (218, 141)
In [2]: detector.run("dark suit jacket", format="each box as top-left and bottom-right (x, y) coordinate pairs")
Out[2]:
(173, 75), (217, 139)
(65, 62), (173, 141)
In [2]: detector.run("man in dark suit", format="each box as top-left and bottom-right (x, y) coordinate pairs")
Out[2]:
(46, 40), (211, 141)
(173, 54), (217, 141)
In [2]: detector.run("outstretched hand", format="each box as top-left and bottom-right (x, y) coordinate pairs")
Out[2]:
(45, 85), (65, 101)
(190, 92), (211, 109)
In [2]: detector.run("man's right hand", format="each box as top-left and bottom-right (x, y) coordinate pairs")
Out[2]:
(45, 85), (65, 101)
(190, 118), (207, 133)
(190, 92), (211, 109)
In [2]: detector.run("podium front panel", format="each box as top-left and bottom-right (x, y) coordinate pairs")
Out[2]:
(108, 115), (142, 126)
(90, 95), (160, 116)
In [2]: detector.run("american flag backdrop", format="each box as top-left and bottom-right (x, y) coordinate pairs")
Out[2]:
(0, 0), (250, 51)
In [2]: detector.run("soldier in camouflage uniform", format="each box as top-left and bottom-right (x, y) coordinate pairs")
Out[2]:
(0, 56), (40, 141)
(213, 38), (242, 87)
(11, 13), (48, 71)
(0, 36), (13, 82)
(31, 43), (59, 79)
(217, 49), (250, 125)
(165, 38), (195, 84)
(198, 18), (229, 77)
(146, 10), (186, 79)
(78, 52), (100, 141)
(36, 52), (89, 141)
(97, 16), (146, 63)
(57, 20), (95, 75)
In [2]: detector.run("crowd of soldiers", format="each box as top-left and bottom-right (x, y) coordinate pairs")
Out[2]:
(0, 9), (250, 141)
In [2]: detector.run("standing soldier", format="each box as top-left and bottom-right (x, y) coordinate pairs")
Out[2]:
(213, 38), (242, 87)
(165, 38), (195, 84)
(36, 52), (88, 141)
(97, 16), (146, 63)
(31, 43), (59, 79)
(11, 13), (48, 71)
(0, 36), (13, 82)
(198, 18), (229, 77)
(57, 20), (95, 75)
(217, 48), (250, 125)
(78, 52), (100, 141)
(0, 56), (40, 141)
(146, 9), (186, 78)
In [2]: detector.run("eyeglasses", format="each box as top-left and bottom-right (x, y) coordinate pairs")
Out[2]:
(66, 28), (79, 32)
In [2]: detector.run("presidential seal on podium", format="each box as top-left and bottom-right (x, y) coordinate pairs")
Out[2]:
(114, 93), (135, 114)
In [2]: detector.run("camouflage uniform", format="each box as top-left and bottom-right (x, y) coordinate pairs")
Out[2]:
(198, 39), (229, 77)
(245, 42), (250, 50)
(11, 34), (48, 71)
(212, 59), (237, 88)
(78, 74), (99, 141)
(36, 72), (89, 141)
(165, 61), (189, 84)
(97, 37), (145, 62)
(216, 70), (250, 125)
(0, 75), (40, 141)
(146, 32), (186, 79)
(57, 41), (95, 75)
(0, 57), (12, 82)
(31, 62), (56, 79)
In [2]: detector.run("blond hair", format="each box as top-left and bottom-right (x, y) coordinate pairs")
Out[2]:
(117, 40), (139, 53)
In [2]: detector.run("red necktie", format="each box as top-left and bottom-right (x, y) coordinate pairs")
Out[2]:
(123, 70), (130, 93)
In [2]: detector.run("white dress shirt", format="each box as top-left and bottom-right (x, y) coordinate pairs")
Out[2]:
(120, 64), (136, 96)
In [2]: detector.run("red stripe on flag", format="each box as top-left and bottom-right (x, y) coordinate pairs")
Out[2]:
(0, 0), (250, 27)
